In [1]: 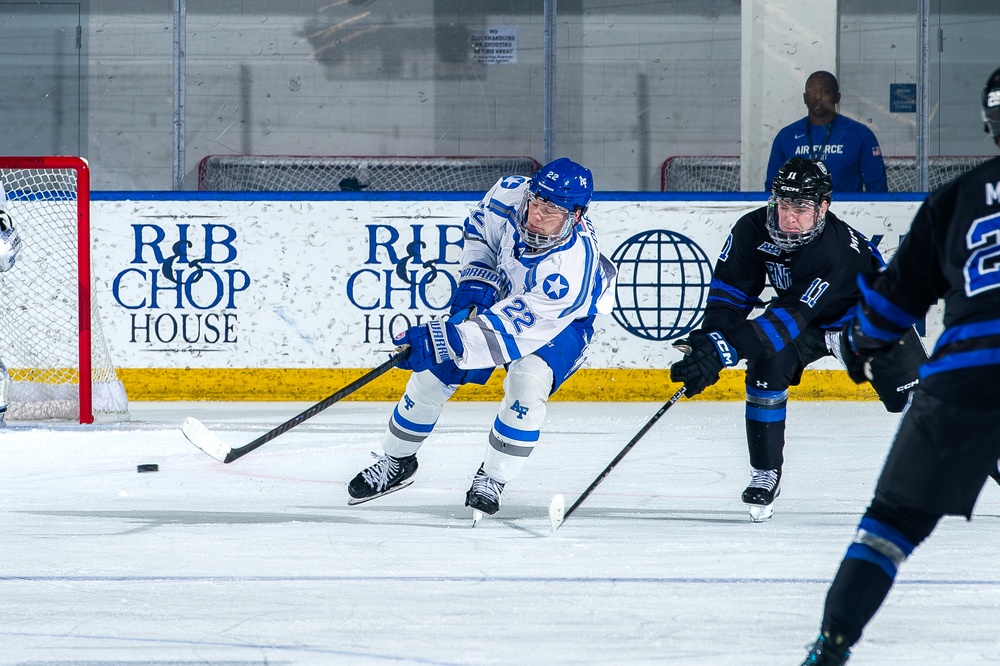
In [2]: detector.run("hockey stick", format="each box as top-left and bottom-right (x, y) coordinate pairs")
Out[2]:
(181, 348), (409, 463)
(549, 385), (686, 532)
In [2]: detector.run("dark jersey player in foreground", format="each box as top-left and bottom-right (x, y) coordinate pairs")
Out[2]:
(670, 157), (926, 522)
(798, 66), (1000, 666)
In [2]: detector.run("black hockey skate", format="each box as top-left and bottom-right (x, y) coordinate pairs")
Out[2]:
(741, 468), (780, 523)
(465, 465), (505, 525)
(800, 632), (851, 666)
(347, 452), (418, 505)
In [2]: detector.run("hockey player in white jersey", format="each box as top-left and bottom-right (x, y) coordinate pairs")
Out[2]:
(347, 158), (616, 521)
(0, 182), (24, 424)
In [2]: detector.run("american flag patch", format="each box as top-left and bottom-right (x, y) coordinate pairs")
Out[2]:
(872, 146), (882, 156)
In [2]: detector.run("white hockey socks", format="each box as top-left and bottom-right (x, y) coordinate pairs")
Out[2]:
(483, 355), (553, 484)
(382, 370), (457, 458)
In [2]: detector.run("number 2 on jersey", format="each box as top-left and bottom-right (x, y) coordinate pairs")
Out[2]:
(964, 211), (1000, 296)
(501, 298), (536, 333)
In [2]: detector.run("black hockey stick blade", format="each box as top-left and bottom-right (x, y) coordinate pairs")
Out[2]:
(182, 349), (410, 464)
(549, 385), (686, 532)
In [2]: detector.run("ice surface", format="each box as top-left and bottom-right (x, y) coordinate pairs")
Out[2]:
(1, 400), (998, 664)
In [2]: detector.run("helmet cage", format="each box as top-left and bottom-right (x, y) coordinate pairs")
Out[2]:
(517, 190), (575, 251)
(984, 104), (1000, 139)
(766, 195), (826, 250)
(983, 68), (1000, 139)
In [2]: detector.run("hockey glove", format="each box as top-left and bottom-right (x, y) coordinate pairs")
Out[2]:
(449, 280), (498, 317)
(670, 330), (739, 397)
(833, 318), (888, 384)
(395, 320), (464, 373)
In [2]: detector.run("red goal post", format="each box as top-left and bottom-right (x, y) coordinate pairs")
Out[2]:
(0, 156), (128, 423)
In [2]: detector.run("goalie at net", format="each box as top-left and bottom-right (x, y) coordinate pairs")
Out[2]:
(0, 182), (24, 424)
(0, 157), (129, 423)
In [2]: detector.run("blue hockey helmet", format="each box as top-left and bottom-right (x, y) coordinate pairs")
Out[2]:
(983, 66), (1000, 140)
(518, 158), (594, 250)
(528, 158), (594, 212)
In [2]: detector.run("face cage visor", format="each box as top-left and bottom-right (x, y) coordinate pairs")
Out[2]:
(984, 105), (1000, 138)
(517, 190), (575, 250)
(766, 196), (826, 250)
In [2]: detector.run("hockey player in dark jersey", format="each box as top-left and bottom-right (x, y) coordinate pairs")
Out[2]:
(670, 157), (926, 522)
(798, 66), (1000, 666)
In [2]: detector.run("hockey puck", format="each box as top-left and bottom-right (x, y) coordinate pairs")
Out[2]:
(137, 464), (159, 473)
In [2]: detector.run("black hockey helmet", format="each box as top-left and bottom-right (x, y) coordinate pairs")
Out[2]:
(767, 158), (832, 250)
(983, 66), (1000, 140)
(770, 157), (833, 204)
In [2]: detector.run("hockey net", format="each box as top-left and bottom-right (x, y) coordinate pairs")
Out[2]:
(0, 156), (129, 423)
(660, 155), (992, 192)
(198, 155), (541, 192)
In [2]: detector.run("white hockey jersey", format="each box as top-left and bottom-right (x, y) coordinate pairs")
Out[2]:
(452, 175), (616, 369)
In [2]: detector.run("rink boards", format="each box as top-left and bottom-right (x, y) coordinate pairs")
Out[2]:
(90, 192), (931, 401)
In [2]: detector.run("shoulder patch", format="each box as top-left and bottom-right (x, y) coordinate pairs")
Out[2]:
(542, 273), (570, 299)
(757, 242), (783, 256)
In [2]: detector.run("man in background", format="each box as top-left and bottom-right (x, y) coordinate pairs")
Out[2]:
(766, 70), (887, 193)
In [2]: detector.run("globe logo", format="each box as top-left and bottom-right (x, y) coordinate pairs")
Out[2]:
(611, 229), (713, 341)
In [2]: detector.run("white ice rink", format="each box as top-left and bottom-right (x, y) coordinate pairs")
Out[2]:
(2, 399), (999, 665)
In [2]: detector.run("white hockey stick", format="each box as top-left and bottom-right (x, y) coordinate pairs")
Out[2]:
(181, 350), (408, 463)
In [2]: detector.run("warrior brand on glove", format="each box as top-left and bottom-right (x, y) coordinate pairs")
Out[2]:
(395, 320), (464, 373)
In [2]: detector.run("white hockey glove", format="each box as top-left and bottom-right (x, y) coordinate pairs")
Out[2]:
(0, 210), (22, 272)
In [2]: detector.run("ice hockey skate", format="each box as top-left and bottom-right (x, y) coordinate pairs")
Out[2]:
(347, 452), (418, 505)
(800, 632), (851, 665)
(465, 464), (505, 526)
(742, 468), (780, 522)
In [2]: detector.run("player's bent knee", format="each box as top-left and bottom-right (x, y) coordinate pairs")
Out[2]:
(865, 499), (939, 547)
(406, 369), (458, 408)
(503, 355), (553, 405)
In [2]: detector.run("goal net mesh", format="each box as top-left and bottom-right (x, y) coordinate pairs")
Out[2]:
(660, 156), (992, 192)
(198, 155), (541, 192)
(0, 161), (129, 422)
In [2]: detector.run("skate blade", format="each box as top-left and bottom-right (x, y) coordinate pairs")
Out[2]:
(747, 502), (775, 523)
(346, 479), (415, 506)
(548, 493), (566, 532)
(471, 508), (485, 527)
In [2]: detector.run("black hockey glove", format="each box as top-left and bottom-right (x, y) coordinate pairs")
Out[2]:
(834, 317), (897, 385)
(670, 330), (739, 397)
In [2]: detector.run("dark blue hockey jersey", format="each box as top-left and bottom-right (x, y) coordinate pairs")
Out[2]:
(856, 156), (1000, 407)
(705, 206), (880, 360)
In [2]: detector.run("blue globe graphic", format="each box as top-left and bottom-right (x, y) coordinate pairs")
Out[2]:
(611, 229), (713, 341)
